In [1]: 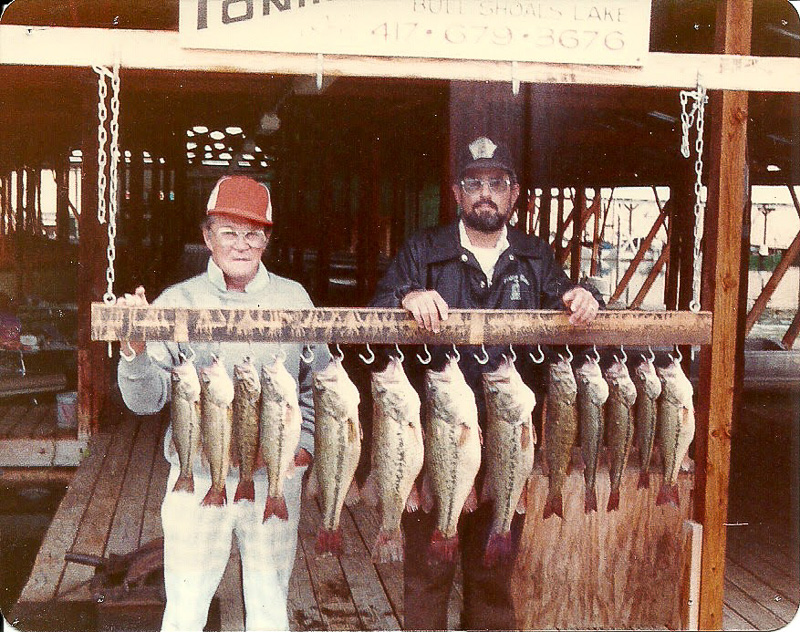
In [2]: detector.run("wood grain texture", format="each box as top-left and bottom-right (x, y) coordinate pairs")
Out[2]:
(91, 304), (713, 346)
(511, 464), (694, 630)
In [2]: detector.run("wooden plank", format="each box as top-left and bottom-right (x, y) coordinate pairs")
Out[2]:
(91, 304), (713, 346)
(105, 414), (161, 557)
(681, 520), (703, 631)
(58, 415), (140, 601)
(0, 373), (66, 398)
(288, 537), (326, 631)
(610, 205), (669, 303)
(139, 425), (169, 546)
(297, 498), (360, 630)
(511, 465), (694, 629)
(16, 434), (112, 605)
(725, 538), (800, 602)
(725, 559), (799, 624)
(3, 26), (800, 91)
(723, 604), (755, 631)
(723, 579), (787, 630)
(0, 437), (88, 467)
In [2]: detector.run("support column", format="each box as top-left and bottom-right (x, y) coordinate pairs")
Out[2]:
(694, 1), (752, 628)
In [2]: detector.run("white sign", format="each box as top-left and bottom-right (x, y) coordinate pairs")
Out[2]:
(179, 0), (652, 66)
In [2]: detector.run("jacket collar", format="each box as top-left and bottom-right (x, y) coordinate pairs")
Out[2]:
(207, 257), (270, 294)
(428, 221), (541, 263)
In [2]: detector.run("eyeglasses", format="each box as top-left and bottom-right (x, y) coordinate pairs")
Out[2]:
(460, 176), (512, 195)
(213, 227), (268, 248)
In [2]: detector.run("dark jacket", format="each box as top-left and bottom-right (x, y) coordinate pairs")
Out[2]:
(370, 221), (601, 412)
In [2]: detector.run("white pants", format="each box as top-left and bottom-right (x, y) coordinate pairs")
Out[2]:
(160, 464), (305, 632)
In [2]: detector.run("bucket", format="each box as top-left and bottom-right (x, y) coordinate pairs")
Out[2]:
(56, 391), (78, 430)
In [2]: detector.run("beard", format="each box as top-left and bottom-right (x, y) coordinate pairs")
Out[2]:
(461, 199), (512, 233)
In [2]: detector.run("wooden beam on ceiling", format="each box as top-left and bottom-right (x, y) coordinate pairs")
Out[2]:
(2, 26), (800, 93)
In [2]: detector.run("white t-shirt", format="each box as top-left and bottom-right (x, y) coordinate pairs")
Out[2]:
(458, 220), (509, 285)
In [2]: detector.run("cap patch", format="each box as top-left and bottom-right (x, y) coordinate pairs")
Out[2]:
(469, 137), (498, 161)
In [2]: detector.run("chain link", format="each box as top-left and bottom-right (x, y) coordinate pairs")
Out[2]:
(679, 83), (707, 313)
(105, 61), (121, 305)
(92, 66), (110, 225)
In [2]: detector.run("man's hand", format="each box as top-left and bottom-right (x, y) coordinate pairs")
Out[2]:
(294, 448), (313, 468)
(562, 287), (600, 326)
(116, 286), (148, 356)
(401, 290), (450, 333)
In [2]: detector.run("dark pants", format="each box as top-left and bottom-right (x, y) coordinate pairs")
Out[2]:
(402, 503), (525, 630)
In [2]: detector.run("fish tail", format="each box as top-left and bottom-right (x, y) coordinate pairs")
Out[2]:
(637, 469), (650, 490)
(584, 488), (597, 514)
(606, 489), (620, 512)
(263, 495), (289, 522)
(201, 485), (227, 507)
(405, 484), (421, 513)
(656, 483), (680, 507)
(172, 473), (194, 494)
(315, 527), (343, 557)
(429, 529), (459, 564)
(234, 479), (255, 504)
(542, 493), (563, 520)
(373, 528), (404, 564)
(484, 532), (513, 568)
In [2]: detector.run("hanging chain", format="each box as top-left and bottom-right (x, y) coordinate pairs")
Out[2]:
(680, 82), (707, 313)
(93, 63), (122, 306)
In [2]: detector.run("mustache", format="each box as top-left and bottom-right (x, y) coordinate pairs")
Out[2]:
(471, 199), (499, 212)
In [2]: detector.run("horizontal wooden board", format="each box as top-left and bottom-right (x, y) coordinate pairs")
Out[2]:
(2, 26), (800, 92)
(91, 304), (712, 346)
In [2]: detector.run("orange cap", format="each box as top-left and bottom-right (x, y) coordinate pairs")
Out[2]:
(206, 176), (273, 226)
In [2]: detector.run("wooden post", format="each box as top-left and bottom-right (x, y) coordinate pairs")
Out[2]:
(539, 187), (552, 243)
(56, 159), (70, 243)
(695, 1), (752, 628)
(570, 187), (585, 282)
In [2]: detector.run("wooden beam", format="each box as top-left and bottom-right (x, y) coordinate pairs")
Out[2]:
(90, 303), (712, 347)
(570, 187), (585, 281)
(781, 308), (800, 349)
(745, 229), (800, 333)
(628, 247), (669, 310)
(695, 1), (752, 628)
(2, 27), (800, 92)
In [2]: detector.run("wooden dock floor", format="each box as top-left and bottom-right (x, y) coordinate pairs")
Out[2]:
(11, 408), (799, 631)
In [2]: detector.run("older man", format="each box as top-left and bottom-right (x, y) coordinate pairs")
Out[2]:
(117, 175), (329, 631)
(371, 136), (601, 630)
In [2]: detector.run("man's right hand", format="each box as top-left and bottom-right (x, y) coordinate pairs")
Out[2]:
(116, 286), (148, 357)
(401, 290), (449, 333)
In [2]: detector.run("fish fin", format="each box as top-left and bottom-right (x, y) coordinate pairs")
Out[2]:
(344, 480), (361, 507)
(429, 530), (458, 564)
(348, 416), (360, 444)
(463, 485), (479, 513)
(420, 475), (434, 513)
(521, 423), (531, 450)
(484, 532), (513, 568)
(315, 527), (343, 557)
(233, 479), (255, 504)
(201, 485), (227, 507)
(542, 493), (563, 520)
(606, 489), (620, 512)
(172, 474), (194, 495)
(361, 473), (380, 509)
(305, 467), (319, 499)
(263, 495), (289, 522)
(373, 528), (404, 564)
(656, 483), (680, 507)
(406, 483), (421, 513)
(285, 460), (298, 480)
(637, 470), (650, 490)
(516, 484), (528, 514)
(458, 424), (471, 447)
(584, 488), (597, 514)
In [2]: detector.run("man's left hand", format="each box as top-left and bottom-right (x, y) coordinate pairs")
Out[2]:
(294, 448), (313, 468)
(562, 287), (600, 326)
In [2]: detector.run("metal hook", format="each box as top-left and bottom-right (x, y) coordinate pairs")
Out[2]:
(274, 348), (287, 363)
(592, 344), (600, 363)
(511, 60), (520, 97)
(565, 345), (573, 363)
(529, 344), (545, 364)
(473, 343), (489, 365)
(416, 343), (432, 365)
(316, 53), (324, 91)
(508, 345), (517, 363)
(669, 345), (683, 364)
(648, 346), (655, 362)
(394, 344), (404, 364)
(300, 344), (315, 364)
(334, 344), (345, 362)
(358, 343), (375, 365)
(449, 344), (461, 363)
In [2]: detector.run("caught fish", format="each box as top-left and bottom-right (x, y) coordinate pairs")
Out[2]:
(170, 356), (202, 494)
(200, 357), (235, 507)
(656, 358), (695, 507)
(542, 353), (578, 520)
(604, 357), (637, 512)
(232, 358), (261, 503)
(311, 356), (362, 556)
(481, 354), (536, 566)
(260, 352), (302, 522)
(363, 356), (424, 563)
(423, 355), (482, 563)
(632, 356), (662, 490)
(575, 357), (609, 513)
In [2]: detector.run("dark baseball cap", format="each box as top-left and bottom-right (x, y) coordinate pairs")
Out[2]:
(457, 136), (517, 181)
